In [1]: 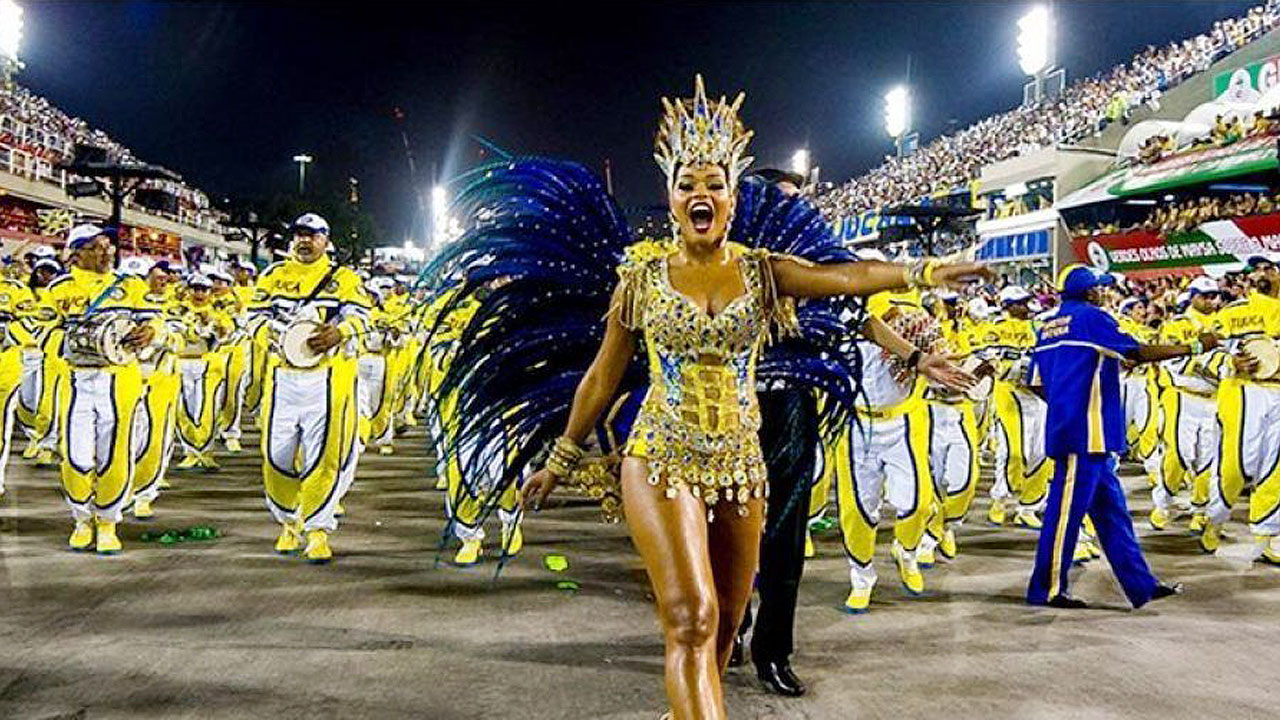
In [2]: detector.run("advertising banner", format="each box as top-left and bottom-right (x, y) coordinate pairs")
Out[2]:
(1071, 212), (1280, 274)
(1214, 54), (1280, 101)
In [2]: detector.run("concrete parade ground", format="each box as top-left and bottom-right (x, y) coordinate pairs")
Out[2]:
(1, 425), (1279, 719)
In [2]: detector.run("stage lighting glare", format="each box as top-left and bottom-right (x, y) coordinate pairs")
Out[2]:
(884, 85), (910, 139)
(0, 0), (23, 64)
(1017, 5), (1052, 76)
(791, 148), (810, 176)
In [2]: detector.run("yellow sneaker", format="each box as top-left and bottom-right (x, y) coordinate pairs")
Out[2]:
(502, 524), (524, 556)
(303, 530), (333, 563)
(454, 538), (482, 566)
(378, 444), (394, 456)
(175, 454), (202, 471)
(1073, 543), (1092, 563)
(21, 439), (39, 459)
(133, 499), (155, 519)
(33, 448), (56, 467)
(1013, 510), (1043, 530)
(68, 520), (94, 551)
(939, 528), (958, 560)
(892, 541), (925, 595)
(434, 476), (448, 491)
(1188, 513), (1207, 535)
(1082, 515), (1097, 537)
(987, 501), (1007, 526)
(918, 544), (937, 568)
(1259, 537), (1280, 566)
(198, 453), (220, 471)
(334, 502), (346, 518)
(224, 438), (242, 453)
(273, 521), (302, 554)
(804, 531), (816, 559)
(1200, 523), (1222, 554)
(1149, 507), (1171, 531)
(844, 587), (872, 614)
(95, 519), (122, 555)
(158, 478), (173, 489)
(1086, 540), (1102, 559)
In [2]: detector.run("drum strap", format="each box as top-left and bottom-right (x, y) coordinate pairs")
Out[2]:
(301, 262), (342, 309)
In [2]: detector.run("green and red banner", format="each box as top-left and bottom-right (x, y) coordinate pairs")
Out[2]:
(1072, 212), (1280, 277)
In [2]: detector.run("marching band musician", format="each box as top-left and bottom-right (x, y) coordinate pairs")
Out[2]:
(1116, 297), (1159, 470)
(0, 267), (30, 498)
(16, 256), (65, 467)
(233, 260), (269, 431)
(360, 278), (404, 456)
(987, 285), (1052, 529)
(129, 260), (181, 519)
(251, 213), (370, 563)
(211, 268), (250, 452)
(173, 274), (233, 472)
(1199, 254), (1280, 561)
(1148, 278), (1221, 532)
(836, 263), (937, 613)
(44, 224), (158, 554)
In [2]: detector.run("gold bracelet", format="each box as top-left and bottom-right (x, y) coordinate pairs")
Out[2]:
(923, 259), (940, 287)
(545, 436), (584, 478)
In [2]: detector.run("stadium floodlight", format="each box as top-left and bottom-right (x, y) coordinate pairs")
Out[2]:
(0, 0), (22, 64)
(431, 184), (449, 247)
(1017, 5), (1052, 77)
(884, 85), (911, 139)
(790, 148), (810, 177)
(292, 153), (313, 194)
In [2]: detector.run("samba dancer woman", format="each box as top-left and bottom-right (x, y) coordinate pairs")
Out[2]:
(515, 77), (991, 719)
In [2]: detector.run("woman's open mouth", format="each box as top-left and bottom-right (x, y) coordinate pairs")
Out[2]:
(689, 201), (715, 233)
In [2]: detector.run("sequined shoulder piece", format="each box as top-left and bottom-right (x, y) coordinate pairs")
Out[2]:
(611, 239), (677, 330)
(739, 247), (804, 341)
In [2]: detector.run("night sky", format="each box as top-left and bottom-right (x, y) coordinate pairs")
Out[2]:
(17, 1), (1260, 241)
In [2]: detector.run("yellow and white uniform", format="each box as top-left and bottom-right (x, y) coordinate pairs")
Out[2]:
(920, 315), (981, 559)
(358, 297), (406, 453)
(1149, 308), (1218, 517)
(0, 279), (29, 492)
(1202, 291), (1280, 541)
(1119, 316), (1159, 463)
(835, 290), (935, 602)
(130, 287), (181, 510)
(987, 313), (1052, 520)
(174, 300), (233, 465)
(252, 256), (370, 536)
(216, 285), (253, 446)
(13, 281), (62, 461)
(45, 266), (154, 524)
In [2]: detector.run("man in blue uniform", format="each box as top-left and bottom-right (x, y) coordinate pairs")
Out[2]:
(1027, 265), (1217, 608)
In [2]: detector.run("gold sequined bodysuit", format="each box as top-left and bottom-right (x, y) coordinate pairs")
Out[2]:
(614, 242), (798, 520)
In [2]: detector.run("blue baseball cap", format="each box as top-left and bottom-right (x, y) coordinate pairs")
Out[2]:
(1057, 263), (1116, 300)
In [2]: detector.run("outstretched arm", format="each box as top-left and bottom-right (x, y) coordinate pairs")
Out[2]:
(773, 257), (991, 299)
(524, 289), (637, 509)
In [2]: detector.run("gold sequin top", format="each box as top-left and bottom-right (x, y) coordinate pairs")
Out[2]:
(613, 241), (799, 520)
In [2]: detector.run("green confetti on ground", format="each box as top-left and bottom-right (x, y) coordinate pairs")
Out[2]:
(544, 554), (569, 572)
(809, 517), (835, 534)
(555, 580), (580, 592)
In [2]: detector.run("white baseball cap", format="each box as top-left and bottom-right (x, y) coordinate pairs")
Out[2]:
(28, 244), (56, 259)
(1186, 276), (1220, 296)
(119, 256), (153, 276)
(67, 223), (109, 250)
(997, 285), (1033, 306)
(292, 213), (330, 234)
(1118, 297), (1141, 314)
(966, 297), (992, 319)
(32, 257), (61, 273)
(1175, 291), (1191, 307)
(187, 273), (213, 289)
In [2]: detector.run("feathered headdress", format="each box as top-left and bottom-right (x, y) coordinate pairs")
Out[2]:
(654, 74), (754, 190)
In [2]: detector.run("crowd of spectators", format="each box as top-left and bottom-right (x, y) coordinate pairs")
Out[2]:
(0, 84), (219, 232)
(1069, 191), (1280, 237)
(816, 2), (1280, 220)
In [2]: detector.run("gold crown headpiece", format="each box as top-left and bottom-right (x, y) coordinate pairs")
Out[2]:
(654, 74), (754, 190)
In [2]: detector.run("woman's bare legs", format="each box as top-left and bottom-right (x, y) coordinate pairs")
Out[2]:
(622, 458), (767, 720)
(623, 458), (722, 720)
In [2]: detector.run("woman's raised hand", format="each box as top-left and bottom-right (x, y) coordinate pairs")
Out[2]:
(931, 261), (994, 288)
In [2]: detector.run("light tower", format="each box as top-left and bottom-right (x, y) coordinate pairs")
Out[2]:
(292, 153), (313, 194)
(1017, 5), (1064, 106)
(0, 0), (24, 89)
(884, 85), (914, 158)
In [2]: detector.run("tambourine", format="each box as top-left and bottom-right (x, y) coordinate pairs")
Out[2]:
(278, 319), (329, 369)
(63, 314), (137, 367)
(1243, 337), (1280, 380)
(960, 355), (995, 401)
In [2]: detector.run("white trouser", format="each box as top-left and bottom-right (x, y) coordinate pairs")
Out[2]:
(63, 369), (139, 523)
(1152, 392), (1217, 511)
(845, 414), (927, 589)
(222, 345), (251, 441)
(1122, 375), (1150, 441)
(19, 349), (55, 448)
(0, 385), (17, 492)
(179, 359), (222, 453)
(447, 431), (518, 542)
(928, 403), (975, 508)
(1208, 383), (1280, 533)
(264, 367), (350, 532)
(991, 390), (1048, 508)
(357, 355), (383, 420)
